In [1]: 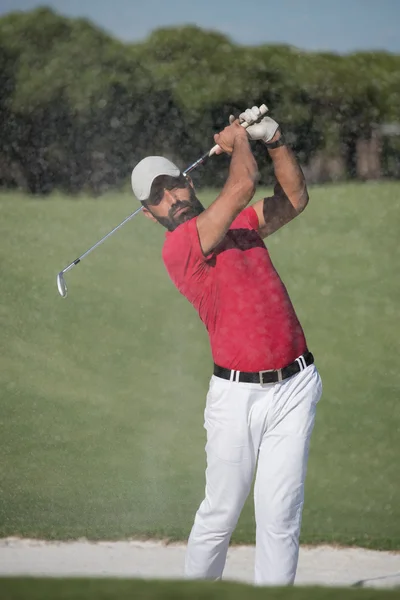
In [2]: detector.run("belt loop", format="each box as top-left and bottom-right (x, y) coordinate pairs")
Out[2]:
(229, 369), (235, 382)
(296, 357), (304, 371)
(235, 370), (240, 383)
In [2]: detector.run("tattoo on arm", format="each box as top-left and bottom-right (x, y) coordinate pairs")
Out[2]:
(260, 183), (299, 237)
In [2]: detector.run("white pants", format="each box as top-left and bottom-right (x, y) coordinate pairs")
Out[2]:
(184, 363), (322, 586)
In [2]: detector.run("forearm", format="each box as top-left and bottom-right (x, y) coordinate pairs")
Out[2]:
(266, 132), (308, 212)
(223, 134), (258, 206)
(196, 132), (258, 254)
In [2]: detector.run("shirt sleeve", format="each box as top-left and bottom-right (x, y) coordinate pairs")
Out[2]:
(162, 217), (209, 298)
(231, 205), (260, 231)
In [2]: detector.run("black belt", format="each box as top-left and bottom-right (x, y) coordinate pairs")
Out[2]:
(213, 351), (314, 385)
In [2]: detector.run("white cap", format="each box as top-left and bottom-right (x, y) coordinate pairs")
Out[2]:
(131, 156), (181, 201)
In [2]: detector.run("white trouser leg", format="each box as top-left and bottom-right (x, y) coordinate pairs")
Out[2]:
(254, 365), (322, 585)
(184, 376), (261, 580)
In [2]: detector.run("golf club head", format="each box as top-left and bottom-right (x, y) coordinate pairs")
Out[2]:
(57, 272), (68, 298)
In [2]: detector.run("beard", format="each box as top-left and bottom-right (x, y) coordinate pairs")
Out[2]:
(150, 191), (205, 232)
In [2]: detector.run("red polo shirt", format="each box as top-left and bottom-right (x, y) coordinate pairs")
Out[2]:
(162, 206), (307, 372)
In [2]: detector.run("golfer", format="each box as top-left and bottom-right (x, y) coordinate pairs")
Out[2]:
(131, 105), (322, 586)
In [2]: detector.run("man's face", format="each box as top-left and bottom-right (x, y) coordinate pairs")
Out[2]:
(142, 175), (204, 232)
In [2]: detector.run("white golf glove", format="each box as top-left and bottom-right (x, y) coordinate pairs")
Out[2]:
(229, 105), (279, 143)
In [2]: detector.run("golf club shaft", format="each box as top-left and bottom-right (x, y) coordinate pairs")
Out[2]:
(60, 153), (213, 275)
(183, 104), (268, 175)
(60, 147), (218, 275)
(61, 205), (143, 275)
(182, 151), (211, 176)
(59, 104), (268, 278)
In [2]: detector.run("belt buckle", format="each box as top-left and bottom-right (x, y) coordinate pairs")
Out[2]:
(259, 369), (282, 384)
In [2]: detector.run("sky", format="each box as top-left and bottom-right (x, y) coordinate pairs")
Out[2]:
(0, 0), (399, 54)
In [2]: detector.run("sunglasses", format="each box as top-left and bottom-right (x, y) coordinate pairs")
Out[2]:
(148, 175), (189, 206)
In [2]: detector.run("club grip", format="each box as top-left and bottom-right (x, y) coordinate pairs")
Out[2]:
(209, 104), (268, 157)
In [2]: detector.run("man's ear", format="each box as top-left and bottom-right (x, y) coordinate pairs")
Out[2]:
(142, 206), (158, 223)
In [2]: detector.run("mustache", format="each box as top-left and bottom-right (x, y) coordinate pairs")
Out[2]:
(169, 201), (193, 219)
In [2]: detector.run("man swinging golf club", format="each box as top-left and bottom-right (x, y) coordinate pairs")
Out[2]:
(131, 105), (322, 586)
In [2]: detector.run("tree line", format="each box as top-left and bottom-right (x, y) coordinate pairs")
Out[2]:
(0, 7), (399, 195)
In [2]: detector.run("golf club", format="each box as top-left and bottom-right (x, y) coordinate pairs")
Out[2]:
(56, 104), (268, 298)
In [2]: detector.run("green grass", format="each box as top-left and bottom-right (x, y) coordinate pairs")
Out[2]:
(0, 579), (398, 600)
(0, 182), (399, 548)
